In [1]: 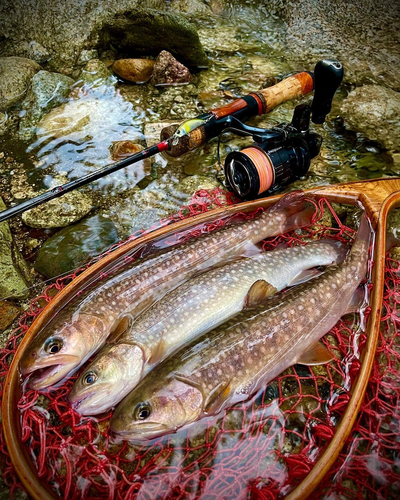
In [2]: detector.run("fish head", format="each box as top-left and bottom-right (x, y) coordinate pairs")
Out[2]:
(69, 343), (145, 415)
(19, 314), (106, 390)
(111, 377), (203, 441)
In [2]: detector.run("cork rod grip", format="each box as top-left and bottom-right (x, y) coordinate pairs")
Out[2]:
(259, 72), (314, 113)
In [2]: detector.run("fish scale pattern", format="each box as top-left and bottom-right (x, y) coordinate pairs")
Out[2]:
(0, 188), (393, 500)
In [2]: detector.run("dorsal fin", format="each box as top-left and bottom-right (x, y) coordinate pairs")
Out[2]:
(203, 380), (232, 414)
(107, 316), (131, 344)
(244, 280), (277, 309)
(297, 341), (334, 366)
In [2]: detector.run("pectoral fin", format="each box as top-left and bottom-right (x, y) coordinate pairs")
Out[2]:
(148, 335), (166, 365)
(107, 316), (131, 344)
(297, 341), (334, 366)
(204, 380), (232, 414)
(244, 280), (277, 309)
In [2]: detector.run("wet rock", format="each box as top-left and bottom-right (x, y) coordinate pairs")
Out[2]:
(177, 175), (221, 195)
(18, 70), (74, 141)
(0, 198), (31, 299)
(0, 57), (42, 111)
(79, 59), (116, 87)
(110, 141), (148, 165)
(150, 51), (191, 86)
(34, 214), (120, 278)
(77, 49), (99, 65)
(100, 8), (208, 69)
(22, 189), (93, 229)
(0, 113), (8, 136)
(27, 41), (50, 64)
(0, 300), (22, 331)
(340, 85), (400, 152)
(112, 58), (155, 83)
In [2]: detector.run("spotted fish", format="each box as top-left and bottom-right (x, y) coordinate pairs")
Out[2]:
(110, 213), (371, 441)
(69, 239), (347, 415)
(20, 191), (313, 389)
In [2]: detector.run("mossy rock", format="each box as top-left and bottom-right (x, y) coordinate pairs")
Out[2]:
(99, 8), (208, 69)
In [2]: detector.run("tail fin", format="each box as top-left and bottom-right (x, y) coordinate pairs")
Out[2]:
(352, 213), (373, 252)
(283, 205), (315, 233)
(313, 239), (350, 265)
(269, 191), (307, 218)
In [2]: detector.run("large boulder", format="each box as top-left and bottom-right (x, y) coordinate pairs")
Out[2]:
(0, 57), (42, 111)
(99, 9), (208, 69)
(18, 70), (74, 141)
(0, 1), (210, 71)
(340, 85), (400, 152)
(0, 198), (31, 299)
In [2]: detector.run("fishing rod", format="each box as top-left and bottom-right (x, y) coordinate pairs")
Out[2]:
(0, 59), (343, 223)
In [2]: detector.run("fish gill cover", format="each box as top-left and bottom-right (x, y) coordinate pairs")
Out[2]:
(0, 187), (396, 499)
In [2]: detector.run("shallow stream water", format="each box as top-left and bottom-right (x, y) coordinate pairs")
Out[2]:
(1, 3), (399, 499)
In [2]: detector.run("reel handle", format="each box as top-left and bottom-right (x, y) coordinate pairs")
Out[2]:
(311, 59), (344, 124)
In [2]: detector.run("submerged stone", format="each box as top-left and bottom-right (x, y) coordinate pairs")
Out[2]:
(0, 198), (31, 299)
(0, 300), (22, 331)
(99, 8), (208, 69)
(341, 85), (400, 152)
(19, 70), (74, 141)
(112, 59), (155, 83)
(27, 41), (50, 64)
(78, 59), (116, 87)
(34, 215), (120, 278)
(150, 51), (191, 86)
(22, 190), (93, 229)
(0, 57), (42, 111)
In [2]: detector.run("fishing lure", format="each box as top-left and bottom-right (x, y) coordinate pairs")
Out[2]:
(171, 116), (212, 146)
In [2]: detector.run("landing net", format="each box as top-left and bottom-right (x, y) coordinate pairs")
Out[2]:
(0, 187), (391, 499)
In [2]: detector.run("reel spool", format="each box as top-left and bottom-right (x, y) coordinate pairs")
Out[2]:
(223, 59), (343, 199)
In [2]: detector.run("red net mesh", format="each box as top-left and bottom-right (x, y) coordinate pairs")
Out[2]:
(0, 188), (388, 500)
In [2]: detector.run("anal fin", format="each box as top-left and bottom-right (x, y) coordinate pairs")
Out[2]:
(297, 341), (334, 366)
(244, 279), (277, 309)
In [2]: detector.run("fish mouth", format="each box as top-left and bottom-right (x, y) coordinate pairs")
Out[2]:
(110, 421), (171, 441)
(69, 388), (114, 415)
(21, 354), (81, 390)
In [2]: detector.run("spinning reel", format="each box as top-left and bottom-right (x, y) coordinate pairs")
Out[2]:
(221, 60), (344, 199)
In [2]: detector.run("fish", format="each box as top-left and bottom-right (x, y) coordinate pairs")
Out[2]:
(20, 191), (313, 390)
(110, 213), (372, 441)
(69, 239), (348, 415)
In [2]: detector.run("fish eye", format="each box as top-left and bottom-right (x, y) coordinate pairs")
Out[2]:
(134, 402), (152, 420)
(44, 338), (63, 354)
(83, 371), (98, 386)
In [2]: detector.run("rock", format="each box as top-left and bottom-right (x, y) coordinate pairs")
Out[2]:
(99, 9), (208, 69)
(18, 70), (74, 141)
(150, 51), (191, 86)
(0, 57), (42, 111)
(112, 59), (155, 83)
(0, 112), (8, 136)
(27, 41), (50, 64)
(79, 59), (116, 87)
(272, 0), (400, 90)
(177, 175), (221, 195)
(340, 85), (400, 151)
(77, 49), (99, 65)
(0, 197), (31, 299)
(0, 300), (22, 331)
(34, 215), (120, 278)
(22, 190), (93, 228)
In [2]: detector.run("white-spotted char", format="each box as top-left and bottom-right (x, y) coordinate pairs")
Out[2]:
(110, 213), (372, 441)
(20, 191), (313, 389)
(70, 239), (348, 414)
